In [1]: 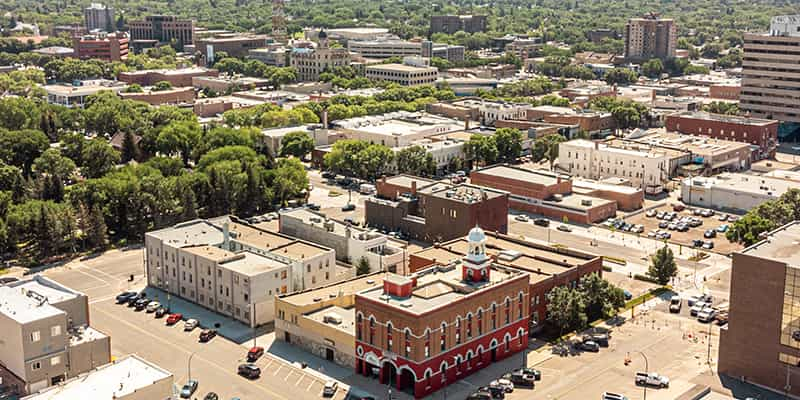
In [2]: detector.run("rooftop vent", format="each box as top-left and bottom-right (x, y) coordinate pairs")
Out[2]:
(366, 280), (375, 284)
(313, 297), (322, 302)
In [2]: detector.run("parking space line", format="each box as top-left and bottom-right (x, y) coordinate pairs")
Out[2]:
(295, 375), (305, 386)
(284, 371), (294, 381)
(273, 365), (283, 376)
(306, 380), (315, 391)
(262, 359), (273, 368)
(70, 268), (112, 286)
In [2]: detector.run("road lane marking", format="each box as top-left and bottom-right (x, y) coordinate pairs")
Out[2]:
(91, 306), (290, 400)
(69, 268), (112, 286)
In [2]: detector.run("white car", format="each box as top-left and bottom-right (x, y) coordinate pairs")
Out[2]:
(184, 319), (199, 331)
(602, 392), (629, 400)
(697, 308), (717, 323)
(322, 380), (338, 397)
(515, 215), (529, 222)
(690, 301), (709, 316)
(145, 301), (161, 313)
(490, 378), (514, 393)
(635, 371), (669, 388)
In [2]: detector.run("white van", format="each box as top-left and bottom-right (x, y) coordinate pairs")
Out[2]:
(359, 183), (376, 194)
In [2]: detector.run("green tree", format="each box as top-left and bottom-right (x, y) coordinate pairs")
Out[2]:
(32, 148), (76, 181)
(604, 68), (638, 85)
(156, 120), (202, 165)
(272, 157), (308, 206)
(494, 128), (524, 162)
(120, 131), (141, 163)
(123, 84), (144, 93)
(532, 134), (565, 170)
(80, 139), (120, 179)
(0, 129), (49, 177)
(579, 273), (626, 321)
(279, 131), (315, 159)
(395, 145), (434, 176)
(151, 81), (173, 91)
(84, 203), (108, 250)
(465, 134), (498, 166)
(641, 59), (664, 79)
(648, 245), (677, 285)
(546, 286), (587, 334)
(356, 256), (371, 275)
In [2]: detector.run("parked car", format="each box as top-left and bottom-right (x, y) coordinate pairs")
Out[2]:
(699, 293), (713, 304)
(115, 291), (137, 304)
(126, 293), (145, 307)
(687, 295), (701, 307)
(199, 329), (217, 342)
(154, 307), (168, 318)
(490, 378), (514, 393)
(715, 311), (729, 325)
(645, 210), (657, 218)
(184, 319), (199, 331)
(704, 229), (716, 238)
(247, 346), (264, 362)
(585, 333), (610, 347)
(203, 393), (219, 400)
(690, 301), (709, 316)
(672, 203), (685, 211)
(702, 241), (714, 250)
(237, 363), (261, 379)
(697, 308), (717, 323)
(307, 203), (321, 211)
(322, 380), (338, 397)
(658, 221), (669, 229)
(145, 301), (161, 313)
(692, 239), (704, 248)
(635, 372), (669, 388)
(669, 296), (682, 313)
(623, 290), (632, 300)
(166, 313), (183, 325)
(656, 211), (666, 219)
(727, 216), (739, 223)
(341, 203), (356, 212)
(179, 380), (198, 398)
(321, 171), (336, 179)
(133, 297), (150, 311)
(515, 215), (529, 222)
(576, 339), (600, 352)
(716, 224), (729, 233)
(478, 385), (505, 399)
(506, 371), (536, 386)
(689, 218), (702, 227)
(603, 392), (629, 400)
(466, 391), (493, 400)
(534, 218), (550, 227)
(557, 224), (572, 232)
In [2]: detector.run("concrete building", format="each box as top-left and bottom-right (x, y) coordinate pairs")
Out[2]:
(430, 15), (488, 35)
(279, 208), (405, 273)
(365, 63), (438, 87)
(118, 67), (217, 87)
(364, 175), (509, 243)
(196, 35), (267, 65)
(73, 32), (128, 61)
(355, 227), (529, 398)
(306, 28), (390, 44)
(468, 165), (619, 223)
(144, 217), (340, 325)
(410, 231), (604, 330)
(718, 222), (800, 398)
(525, 106), (616, 135)
(448, 99), (529, 126)
(83, 3), (114, 32)
(0, 277), (110, 396)
(571, 178), (644, 211)
(680, 172), (796, 213)
(21, 355), (172, 400)
(44, 80), (126, 108)
(191, 75), (271, 93)
(330, 112), (463, 147)
(290, 31), (351, 82)
(624, 13), (677, 61)
(248, 47), (288, 67)
(275, 273), (384, 367)
(558, 139), (675, 194)
(128, 15), (195, 51)
(505, 38), (543, 60)
(665, 111), (779, 160)
(739, 17), (800, 140)
(626, 130), (753, 174)
(31, 47), (74, 58)
(118, 86), (195, 106)
(347, 38), (421, 59)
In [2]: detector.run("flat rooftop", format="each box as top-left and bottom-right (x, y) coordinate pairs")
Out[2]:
(279, 273), (383, 307)
(273, 241), (330, 260)
(383, 174), (436, 190)
(629, 131), (751, 156)
(572, 178), (642, 195)
(22, 355), (171, 400)
(219, 251), (288, 276)
(685, 173), (796, 197)
(366, 63), (436, 72)
(0, 285), (65, 324)
(557, 192), (616, 211)
(671, 110), (777, 126)
(427, 184), (507, 203)
(472, 165), (565, 186)
(44, 83), (125, 97)
(228, 221), (294, 250)
(742, 222), (800, 267)
(147, 219), (224, 247)
(306, 305), (356, 335)
(358, 265), (522, 314)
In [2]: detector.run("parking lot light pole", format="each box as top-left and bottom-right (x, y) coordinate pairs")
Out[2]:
(188, 351), (197, 381)
(629, 351), (648, 400)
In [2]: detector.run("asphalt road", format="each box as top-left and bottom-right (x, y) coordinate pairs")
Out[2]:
(43, 248), (345, 400)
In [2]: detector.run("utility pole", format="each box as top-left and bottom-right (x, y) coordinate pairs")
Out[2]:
(188, 352), (196, 381)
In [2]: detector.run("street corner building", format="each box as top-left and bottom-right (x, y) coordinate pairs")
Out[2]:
(353, 226), (531, 398)
(718, 221), (800, 397)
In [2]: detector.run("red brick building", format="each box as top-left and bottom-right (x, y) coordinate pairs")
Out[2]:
(73, 32), (129, 62)
(118, 67), (218, 87)
(665, 111), (779, 159)
(410, 231), (603, 330)
(118, 87), (195, 105)
(365, 175), (509, 243)
(469, 165), (617, 224)
(354, 227), (530, 398)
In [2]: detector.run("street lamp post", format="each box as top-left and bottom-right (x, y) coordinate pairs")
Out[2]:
(188, 352), (197, 381)
(628, 351), (649, 400)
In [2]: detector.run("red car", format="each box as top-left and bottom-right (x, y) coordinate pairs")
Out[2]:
(166, 313), (183, 325)
(247, 346), (264, 362)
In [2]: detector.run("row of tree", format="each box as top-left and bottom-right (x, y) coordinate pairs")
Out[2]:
(726, 189), (800, 246)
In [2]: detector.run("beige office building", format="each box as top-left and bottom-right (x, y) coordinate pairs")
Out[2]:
(740, 15), (800, 125)
(624, 14), (677, 61)
(365, 63), (438, 86)
(290, 31), (351, 82)
(0, 277), (110, 396)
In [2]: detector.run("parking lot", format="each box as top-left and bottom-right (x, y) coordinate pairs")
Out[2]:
(620, 205), (744, 255)
(42, 248), (349, 400)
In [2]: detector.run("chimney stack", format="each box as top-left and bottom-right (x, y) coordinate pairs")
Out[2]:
(411, 181), (417, 195)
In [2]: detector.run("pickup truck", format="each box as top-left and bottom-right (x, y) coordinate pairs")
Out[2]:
(635, 372), (669, 388)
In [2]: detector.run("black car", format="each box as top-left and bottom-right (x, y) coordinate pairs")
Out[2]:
(506, 371), (535, 387)
(307, 203), (321, 211)
(692, 239), (704, 247)
(533, 218), (550, 227)
(203, 392), (219, 400)
(321, 171), (336, 179)
(704, 229), (716, 238)
(516, 367), (542, 381)
(154, 307), (169, 318)
(116, 291), (137, 304)
(341, 203), (356, 212)
(466, 391), (493, 400)
(126, 293), (145, 307)
(133, 297), (150, 311)
(237, 363), (261, 379)
(478, 386), (505, 399)
(199, 329), (217, 342)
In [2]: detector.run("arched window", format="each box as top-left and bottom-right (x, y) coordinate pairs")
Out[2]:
(505, 298), (511, 325)
(491, 304), (497, 329)
(404, 328), (411, 357)
(477, 309), (483, 336)
(425, 369), (431, 385)
(518, 293), (524, 319)
(440, 362), (447, 382)
(369, 317), (376, 345)
(466, 313), (472, 339)
(440, 322), (447, 351)
(386, 323), (393, 351)
(455, 317), (461, 344)
(424, 329), (431, 358)
(356, 314), (363, 341)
